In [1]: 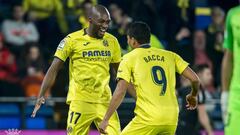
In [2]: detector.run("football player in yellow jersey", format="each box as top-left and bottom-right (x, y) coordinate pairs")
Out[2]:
(31, 5), (122, 135)
(99, 22), (200, 135)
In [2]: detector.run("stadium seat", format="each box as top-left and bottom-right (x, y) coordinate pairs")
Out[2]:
(0, 103), (21, 129)
(0, 117), (21, 129)
(25, 117), (46, 129)
(0, 103), (20, 115)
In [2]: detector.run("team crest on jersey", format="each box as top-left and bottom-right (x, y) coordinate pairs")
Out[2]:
(103, 39), (109, 47)
(57, 39), (66, 50)
(67, 126), (73, 134)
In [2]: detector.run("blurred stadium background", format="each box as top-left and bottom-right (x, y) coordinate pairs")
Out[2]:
(0, 0), (239, 134)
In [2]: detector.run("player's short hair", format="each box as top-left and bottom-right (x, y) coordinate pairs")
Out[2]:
(127, 21), (151, 44)
(192, 64), (209, 74)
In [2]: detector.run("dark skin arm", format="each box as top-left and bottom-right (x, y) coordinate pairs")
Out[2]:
(99, 79), (129, 134)
(221, 49), (233, 122)
(127, 83), (136, 99)
(181, 67), (200, 110)
(111, 63), (136, 99)
(31, 57), (64, 117)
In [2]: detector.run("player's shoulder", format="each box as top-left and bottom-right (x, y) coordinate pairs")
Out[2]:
(67, 29), (85, 40)
(152, 47), (176, 56)
(122, 50), (136, 60)
(228, 6), (240, 16)
(152, 48), (182, 61)
(104, 32), (118, 42)
(122, 48), (145, 60)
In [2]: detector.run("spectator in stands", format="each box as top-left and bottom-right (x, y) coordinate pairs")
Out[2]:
(108, 3), (126, 51)
(172, 0), (195, 65)
(19, 43), (45, 77)
(0, 33), (23, 97)
(0, 33), (17, 82)
(193, 30), (216, 92)
(109, 3), (123, 28)
(22, 0), (68, 54)
(174, 26), (194, 65)
(65, 0), (96, 32)
(206, 7), (225, 87)
(108, 4), (164, 54)
(177, 64), (213, 135)
(23, 0), (68, 34)
(1, 4), (39, 57)
(193, 30), (213, 70)
(78, 1), (94, 29)
(20, 43), (47, 97)
(207, 7), (225, 35)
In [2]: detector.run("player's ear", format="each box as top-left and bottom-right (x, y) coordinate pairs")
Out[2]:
(88, 17), (92, 23)
(133, 38), (138, 46)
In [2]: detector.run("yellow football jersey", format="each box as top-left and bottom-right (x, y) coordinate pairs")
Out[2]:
(117, 45), (189, 125)
(54, 29), (121, 104)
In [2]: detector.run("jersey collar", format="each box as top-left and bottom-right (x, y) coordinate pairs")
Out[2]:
(139, 43), (151, 48)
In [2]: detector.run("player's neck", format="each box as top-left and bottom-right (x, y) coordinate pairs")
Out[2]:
(86, 27), (96, 38)
(138, 43), (151, 48)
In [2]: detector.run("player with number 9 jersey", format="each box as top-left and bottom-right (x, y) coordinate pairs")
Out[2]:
(99, 22), (199, 135)
(118, 47), (189, 126)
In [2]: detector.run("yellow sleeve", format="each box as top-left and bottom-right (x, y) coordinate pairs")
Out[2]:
(22, 0), (29, 12)
(54, 0), (69, 33)
(174, 53), (189, 74)
(117, 56), (131, 83)
(111, 38), (122, 63)
(54, 36), (73, 61)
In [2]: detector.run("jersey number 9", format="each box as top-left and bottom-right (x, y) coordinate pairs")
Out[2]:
(151, 66), (167, 96)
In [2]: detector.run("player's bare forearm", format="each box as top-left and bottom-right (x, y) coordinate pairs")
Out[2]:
(182, 67), (200, 96)
(38, 57), (64, 98)
(198, 105), (213, 134)
(127, 83), (136, 99)
(32, 57), (64, 117)
(103, 79), (129, 121)
(190, 81), (199, 96)
(221, 50), (233, 91)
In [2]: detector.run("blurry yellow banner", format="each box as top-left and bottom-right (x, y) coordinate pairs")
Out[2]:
(195, 7), (211, 15)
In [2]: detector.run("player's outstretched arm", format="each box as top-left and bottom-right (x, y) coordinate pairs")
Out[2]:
(221, 49), (233, 123)
(31, 57), (64, 117)
(182, 67), (200, 110)
(221, 50), (233, 92)
(99, 79), (129, 134)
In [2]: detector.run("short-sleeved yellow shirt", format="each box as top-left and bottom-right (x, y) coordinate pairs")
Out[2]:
(55, 29), (121, 104)
(117, 46), (188, 125)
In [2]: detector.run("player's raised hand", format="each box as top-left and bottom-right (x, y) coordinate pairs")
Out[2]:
(99, 120), (109, 134)
(31, 97), (45, 117)
(186, 94), (198, 110)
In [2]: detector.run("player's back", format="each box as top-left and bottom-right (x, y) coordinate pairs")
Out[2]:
(124, 46), (188, 125)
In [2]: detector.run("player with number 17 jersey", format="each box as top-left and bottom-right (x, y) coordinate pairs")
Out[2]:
(118, 47), (189, 125)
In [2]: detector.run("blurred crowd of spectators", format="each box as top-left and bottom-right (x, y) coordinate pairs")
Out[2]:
(1, 0), (239, 131)
(0, 0), (233, 98)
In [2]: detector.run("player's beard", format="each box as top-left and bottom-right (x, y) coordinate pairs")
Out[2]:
(90, 24), (104, 39)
